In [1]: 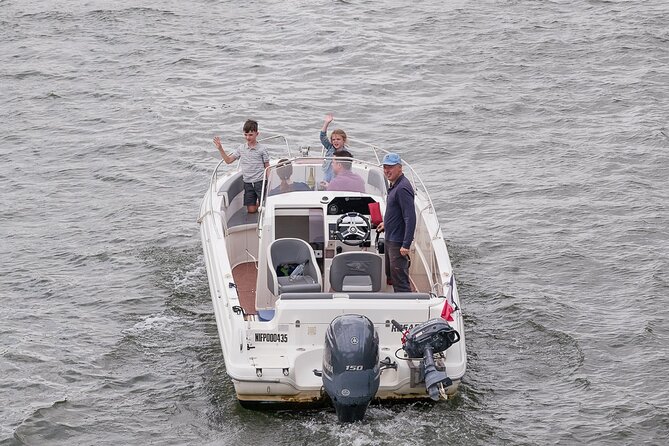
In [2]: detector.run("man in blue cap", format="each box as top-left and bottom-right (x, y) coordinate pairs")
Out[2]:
(376, 153), (416, 292)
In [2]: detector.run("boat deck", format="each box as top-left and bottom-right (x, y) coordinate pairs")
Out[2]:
(232, 262), (258, 315)
(227, 207), (259, 228)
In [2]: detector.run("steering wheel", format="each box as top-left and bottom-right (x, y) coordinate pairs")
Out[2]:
(335, 212), (371, 246)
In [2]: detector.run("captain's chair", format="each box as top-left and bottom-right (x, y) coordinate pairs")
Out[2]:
(329, 251), (383, 292)
(267, 238), (322, 295)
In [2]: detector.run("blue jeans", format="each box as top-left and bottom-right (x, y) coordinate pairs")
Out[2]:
(385, 240), (411, 292)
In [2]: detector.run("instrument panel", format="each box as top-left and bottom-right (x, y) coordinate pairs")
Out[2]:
(326, 196), (377, 216)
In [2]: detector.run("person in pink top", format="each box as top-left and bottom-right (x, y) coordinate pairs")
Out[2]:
(324, 150), (365, 193)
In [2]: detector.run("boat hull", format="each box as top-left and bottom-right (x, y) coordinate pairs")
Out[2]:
(198, 142), (466, 413)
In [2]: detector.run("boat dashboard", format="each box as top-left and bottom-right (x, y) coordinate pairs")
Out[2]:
(271, 194), (381, 260)
(262, 158), (387, 276)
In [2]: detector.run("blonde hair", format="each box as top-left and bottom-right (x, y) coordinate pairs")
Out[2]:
(330, 128), (347, 144)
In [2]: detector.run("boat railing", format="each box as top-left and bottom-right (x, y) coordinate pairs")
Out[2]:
(203, 133), (444, 287)
(199, 158), (226, 239)
(203, 135), (292, 238)
(348, 137), (433, 193)
(262, 156), (389, 200)
(347, 137), (440, 225)
(346, 138), (446, 294)
(211, 134), (292, 186)
(207, 134), (437, 215)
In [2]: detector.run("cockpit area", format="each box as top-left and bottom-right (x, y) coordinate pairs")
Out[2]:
(248, 158), (391, 309)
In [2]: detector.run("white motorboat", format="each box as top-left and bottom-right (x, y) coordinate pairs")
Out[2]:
(198, 135), (466, 422)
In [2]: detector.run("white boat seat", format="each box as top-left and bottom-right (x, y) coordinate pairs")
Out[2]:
(276, 275), (318, 293)
(329, 251), (383, 292)
(267, 238), (322, 296)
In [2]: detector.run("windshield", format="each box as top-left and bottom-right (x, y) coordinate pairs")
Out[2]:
(265, 158), (386, 197)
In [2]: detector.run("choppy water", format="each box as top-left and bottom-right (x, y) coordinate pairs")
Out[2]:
(1, 0), (668, 444)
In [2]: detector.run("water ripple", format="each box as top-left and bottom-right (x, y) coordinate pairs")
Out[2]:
(2, 0), (668, 444)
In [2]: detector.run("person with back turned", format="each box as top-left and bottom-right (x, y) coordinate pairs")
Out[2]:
(324, 150), (365, 193)
(376, 153), (415, 292)
(268, 159), (311, 195)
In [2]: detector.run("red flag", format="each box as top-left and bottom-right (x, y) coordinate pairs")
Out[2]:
(441, 299), (454, 321)
(441, 274), (456, 321)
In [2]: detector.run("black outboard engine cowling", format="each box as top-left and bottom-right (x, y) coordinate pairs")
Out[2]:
(394, 318), (461, 401)
(322, 314), (380, 422)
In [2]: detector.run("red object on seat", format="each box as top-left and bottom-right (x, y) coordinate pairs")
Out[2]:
(368, 202), (383, 226)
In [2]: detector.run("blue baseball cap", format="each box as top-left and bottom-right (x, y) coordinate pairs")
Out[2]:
(382, 153), (402, 166)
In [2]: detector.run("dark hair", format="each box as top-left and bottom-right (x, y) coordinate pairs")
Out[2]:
(243, 119), (258, 133)
(276, 159), (293, 180)
(334, 150), (353, 170)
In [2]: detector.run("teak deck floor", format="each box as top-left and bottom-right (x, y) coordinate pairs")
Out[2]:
(232, 262), (258, 315)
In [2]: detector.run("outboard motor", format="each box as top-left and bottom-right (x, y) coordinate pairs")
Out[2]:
(393, 318), (460, 400)
(322, 314), (380, 422)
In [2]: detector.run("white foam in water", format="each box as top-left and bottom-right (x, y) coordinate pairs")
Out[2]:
(171, 256), (207, 292)
(124, 315), (183, 336)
